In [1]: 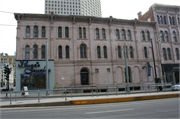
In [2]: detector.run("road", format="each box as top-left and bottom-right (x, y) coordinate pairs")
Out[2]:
(1, 98), (179, 119)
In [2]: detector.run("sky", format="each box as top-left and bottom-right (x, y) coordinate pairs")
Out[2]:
(0, 0), (180, 56)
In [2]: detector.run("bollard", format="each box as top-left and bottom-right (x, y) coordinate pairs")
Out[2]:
(38, 90), (40, 103)
(65, 89), (67, 101)
(157, 84), (159, 93)
(10, 92), (12, 105)
(15, 92), (17, 102)
(106, 86), (108, 96)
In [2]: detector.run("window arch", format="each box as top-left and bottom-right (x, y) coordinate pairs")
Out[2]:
(97, 46), (101, 58)
(58, 26), (62, 38)
(102, 28), (106, 39)
(127, 30), (131, 40)
(33, 44), (38, 59)
(125, 66), (132, 83)
(175, 48), (179, 60)
(173, 31), (177, 42)
(121, 29), (126, 40)
(103, 46), (107, 58)
(162, 48), (167, 60)
(83, 27), (86, 38)
(164, 31), (169, 42)
(25, 45), (30, 59)
(26, 26), (30, 37)
(65, 46), (69, 58)
(163, 16), (166, 24)
(116, 29), (120, 39)
(79, 27), (82, 38)
(80, 44), (87, 58)
(147, 31), (150, 41)
(42, 26), (46, 38)
(58, 45), (62, 59)
(34, 25), (38, 37)
(96, 28), (99, 39)
(118, 46), (121, 58)
(160, 31), (164, 42)
(41, 45), (45, 59)
(130, 46), (133, 58)
(142, 31), (145, 41)
(65, 27), (69, 38)
(157, 16), (160, 24)
(167, 48), (171, 60)
(144, 47), (148, 58)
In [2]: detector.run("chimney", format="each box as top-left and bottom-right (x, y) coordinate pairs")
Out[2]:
(137, 12), (142, 20)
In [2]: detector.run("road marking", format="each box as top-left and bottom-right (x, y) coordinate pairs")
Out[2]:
(84, 108), (134, 114)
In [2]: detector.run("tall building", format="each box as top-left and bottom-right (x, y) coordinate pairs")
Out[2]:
(137, 3), (180, 84)
(45, 0), (102, 17)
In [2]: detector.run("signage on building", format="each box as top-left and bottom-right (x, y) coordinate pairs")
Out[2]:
(162, 64), (180, 72)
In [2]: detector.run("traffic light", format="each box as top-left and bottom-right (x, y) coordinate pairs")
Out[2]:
(3, 66), (7, 74)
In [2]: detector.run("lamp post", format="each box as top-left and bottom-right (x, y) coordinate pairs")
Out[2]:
(124, 45), (130, 92)
(62, 76), (65, 89)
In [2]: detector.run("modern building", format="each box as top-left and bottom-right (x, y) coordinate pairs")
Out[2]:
(14, 12), (166, 92)
(45, 0), (102, 17)
(137, 3), (180, 84)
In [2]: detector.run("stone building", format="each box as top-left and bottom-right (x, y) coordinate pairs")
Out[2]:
(138, 3), (180, 84)
(14, 12), (165, 92)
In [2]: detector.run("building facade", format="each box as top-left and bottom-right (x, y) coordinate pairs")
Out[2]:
(45, 0), (102, 17)
(138, 3), (180, 84)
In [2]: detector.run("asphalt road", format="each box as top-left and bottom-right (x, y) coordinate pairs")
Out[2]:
(1, 98), (179, 119)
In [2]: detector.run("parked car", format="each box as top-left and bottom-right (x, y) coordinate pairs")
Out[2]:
(171, 85), (180, 91)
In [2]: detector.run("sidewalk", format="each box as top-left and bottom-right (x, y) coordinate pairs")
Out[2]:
(0, 90), (179, 108)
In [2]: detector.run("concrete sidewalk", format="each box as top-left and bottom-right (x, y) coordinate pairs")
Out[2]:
(0, 91), (179, 108)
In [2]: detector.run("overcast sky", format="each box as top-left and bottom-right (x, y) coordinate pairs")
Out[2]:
(0, 0), (180, 55)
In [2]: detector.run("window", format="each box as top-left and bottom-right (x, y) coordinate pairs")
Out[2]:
(58, 27), (62, 38)
(142, 31), (145, 41)
(107, 68), (110, 72)
(124, 46), (128, 58)
(65, 27), (69, 38)
(163, 16), (166, 24)
(178, 17), (180, 25)
(58, 45), (62, 59)
(167, 48), (171, 60)
(160, 16), (163, 24)
(95, 69), (99, 73)
(41, 45), (45, 59)
(33, 45), (38, 59)
(173, 31), (177, 42)
(157, 16), (160, 24)
(26, 26), (30, 37)
(79, 27), (82, 38)
(175, 48), (179, 60)
(80, 44), (87, 58)
(65, 46), (69, 58)
(97, 46), (101, 58)
(160, 31), (164, 42)
(130, 46), (133, 58)
(164, 31), (169, 42)
(103, 46), (107, 58)
(25, 45), (30, 59)
(42, 26), (45, 38)
(144, 47), (148, 58)
(121, 29), (126, 40)
(116, 29), (120, 39)
(127, 30), (131, 40)
(147, 31), (150, 41)
(102, 28), (106, 39)
(34, 25), (38, 37)
(172, 17), (175, 25)
(169, 17), (172, 25)
(163, 48), (167, 60)
(96, 28), (99, 39)
(83, 27), (86, 38)
(118, 46), (121, 58)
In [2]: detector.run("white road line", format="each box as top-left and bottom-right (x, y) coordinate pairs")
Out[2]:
(84, 108), (134, 114)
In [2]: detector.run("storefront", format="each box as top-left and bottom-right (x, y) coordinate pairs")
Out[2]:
(162, 64), (179, 84)
(16, 60), (54, 91)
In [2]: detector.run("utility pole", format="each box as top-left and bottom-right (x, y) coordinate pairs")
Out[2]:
(46, 41), (49, 95)
(124, 45), (130, 92)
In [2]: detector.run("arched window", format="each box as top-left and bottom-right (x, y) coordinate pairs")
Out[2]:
(125, 66), (132, 83)
(42, 26), (46, 37)
(65, 27), (69, 38)
(97, 46), (101, 58)
(167, 48), (171, 60)
(102, 28), (106, 39)
(175, 48), (179, 60)
(169, 17), (172, 25)
(80, 44), (87, 58)
(178, 17), (180, 25)
(147, 31), (150, 41)
(41, 45), (45, 59)
(163, 48), (167, 60)
(33, 44), (38, 59)
(173, 31), (177, 42)
(103, 46), (107, 58)
(118, 46), (121, 58)
(121, 29), (126, 40)
(83, 27), (86, 38)
(130, 46), (133, 58)
(26, 26), (30, 38)
(96, 28), (99, 39)
(157, 16), (160, 24)
(25, 45), (30, 59)
(58, 26), (62, 38)
(160, 31), (164, 42)
(127, 30), (131, 40)
(58, 45), (62, 59)
(144, 47), (148, 58)
(142, 31), (145, 41)
(34, 25), (38, 37)
(65, 46), (69, 58)
(79, 27), (82, 38)
(160, 16), (163, 24)
(163, 16), (166, 24)
(165, 31), (169, 42)
(172, 17), (175, 25)
(80, 68), (89, 85)
(116, 29), (120, 39)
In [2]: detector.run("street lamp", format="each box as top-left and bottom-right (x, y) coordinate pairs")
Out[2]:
(62, 76), (65, 89)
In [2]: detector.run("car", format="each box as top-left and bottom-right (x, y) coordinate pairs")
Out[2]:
(171, 85), (180, 91)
